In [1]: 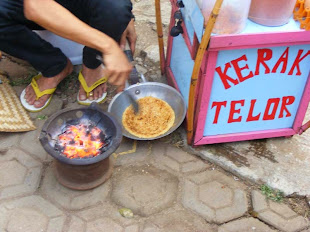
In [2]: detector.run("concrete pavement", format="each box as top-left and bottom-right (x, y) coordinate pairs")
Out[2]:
(0, 109), (309, 231)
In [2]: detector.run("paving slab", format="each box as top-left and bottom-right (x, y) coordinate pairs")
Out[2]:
(67, 202), (141, 232)
(0, 147), (42, 200)
(195, 108), (310, 196)
(181, 170), (248, 224)
(66, 216), (87, 232)
(218, 217), (276, 232)
(114, 140), (152, 166)
(151, 142), (209, 176)
(142, 205), (217, 232)
(0, 132), (20, 151)
(111, 164), (179, 217)
(0, 195), (65, 232)
(19, 119), (53, 162)
(252, 190), (309, 232)
(41, 165), (111, 210)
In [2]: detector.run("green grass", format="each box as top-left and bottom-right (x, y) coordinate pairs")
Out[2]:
(57, 72), (79, 94)
(36, 115), (47, 120)
(9, 71), (79, 95)
(9, 73), (36, 86)
(260, 184), (284, 202)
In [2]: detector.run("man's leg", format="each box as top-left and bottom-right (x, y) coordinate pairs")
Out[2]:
(56, 0), (133, 101)
(83, 0), (133, 68)
(82, 0), (133, 100)
(0, 0), (72, 108)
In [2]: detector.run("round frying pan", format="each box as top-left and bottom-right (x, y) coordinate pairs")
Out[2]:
(107, 76), (186, 140)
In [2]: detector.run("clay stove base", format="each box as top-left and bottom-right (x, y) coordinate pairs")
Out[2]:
(54, 156), (113, 190)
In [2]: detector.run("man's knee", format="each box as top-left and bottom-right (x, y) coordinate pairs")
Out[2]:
(0, 4), (9, 20)
(92, 0), (132, 24)
(108, 0), (132, 17)
(0, 1), (24, 29)
(0, 5), (12, 32)
(89, 0), (132, 40)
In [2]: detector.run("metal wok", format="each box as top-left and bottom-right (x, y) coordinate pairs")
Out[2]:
(108, 77), (186, 140)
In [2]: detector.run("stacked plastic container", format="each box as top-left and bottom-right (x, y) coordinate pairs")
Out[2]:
(197, 0), (252, 34)
(249, 0), (296, 26)
(197, 0), (298, 34)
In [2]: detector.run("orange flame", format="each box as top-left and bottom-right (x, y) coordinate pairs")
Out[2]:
(57, 124), (104, 159)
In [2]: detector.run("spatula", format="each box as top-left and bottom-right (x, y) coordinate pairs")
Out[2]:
(124, 40), (140, 114)
(123, 87), (139, 114)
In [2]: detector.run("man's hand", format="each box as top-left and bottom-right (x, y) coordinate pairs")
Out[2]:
(120, 19), (137, 54)
(103, 41), (133, 92)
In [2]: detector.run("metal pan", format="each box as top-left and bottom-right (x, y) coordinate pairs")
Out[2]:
(107, 76), (186, 140)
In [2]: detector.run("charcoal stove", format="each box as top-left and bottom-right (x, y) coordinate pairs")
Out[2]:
(39, 103), (122, 190)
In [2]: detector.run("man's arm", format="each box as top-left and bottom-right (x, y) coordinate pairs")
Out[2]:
(24, 0), (132, 90)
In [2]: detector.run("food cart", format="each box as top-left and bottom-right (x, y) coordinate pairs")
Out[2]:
(158, 0), (310, 145)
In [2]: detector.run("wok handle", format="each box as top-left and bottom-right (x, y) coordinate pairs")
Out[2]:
(140, 74), (147, 83)
(124, 40), (147, 86)
(124, 41), (134, 62)
(124, 40), (141, 85)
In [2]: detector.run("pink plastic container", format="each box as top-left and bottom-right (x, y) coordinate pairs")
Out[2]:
(202, 0), (252, 34)
(249, 0), (296, 26)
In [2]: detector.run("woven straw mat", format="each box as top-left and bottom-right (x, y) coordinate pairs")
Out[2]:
(0, 74), (36, 132)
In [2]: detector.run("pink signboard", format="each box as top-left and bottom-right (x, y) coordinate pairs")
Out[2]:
(194, 43), (310, 145)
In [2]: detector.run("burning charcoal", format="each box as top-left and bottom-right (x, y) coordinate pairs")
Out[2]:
(88, 124), (95, 130)
(90, 134), (97, 141)
(55, 123), (106, 159)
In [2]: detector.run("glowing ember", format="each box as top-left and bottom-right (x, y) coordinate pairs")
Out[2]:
(56, 124), (106, 159)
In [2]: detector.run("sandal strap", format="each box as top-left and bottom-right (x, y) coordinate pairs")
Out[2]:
(30, 74), (56, 100)
(78, 71), (108, 97)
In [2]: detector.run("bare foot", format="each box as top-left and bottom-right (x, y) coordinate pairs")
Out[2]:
(24, 60), (73, 108)
(79, 65), (107, 101)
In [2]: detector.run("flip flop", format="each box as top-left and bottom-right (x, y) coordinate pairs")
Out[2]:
(77, 71), (108, 105)
(20, 74), (56, 112)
